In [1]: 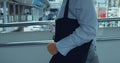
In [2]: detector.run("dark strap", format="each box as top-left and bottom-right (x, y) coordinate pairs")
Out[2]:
(63, 0), (69, 18)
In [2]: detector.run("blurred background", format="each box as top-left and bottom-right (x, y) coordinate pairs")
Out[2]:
(0, 0), (120, 63)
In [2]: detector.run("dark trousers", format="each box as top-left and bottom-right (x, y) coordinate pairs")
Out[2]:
(50, 42), (92, 63)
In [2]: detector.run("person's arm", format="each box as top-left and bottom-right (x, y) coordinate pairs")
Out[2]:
(56, 0), (98, 56)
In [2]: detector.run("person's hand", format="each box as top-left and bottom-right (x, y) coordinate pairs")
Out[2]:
(47, 43), (58, 55)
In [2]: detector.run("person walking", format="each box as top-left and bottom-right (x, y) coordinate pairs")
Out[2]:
(47, 0), (99, 63)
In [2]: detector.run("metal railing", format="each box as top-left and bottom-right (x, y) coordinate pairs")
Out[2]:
(0, 20), (55, 27)
(0, 40), (54, 47)
(98, 17), (120, 22)
(0, 18), (120, 47)
(0, 17), (120, 27)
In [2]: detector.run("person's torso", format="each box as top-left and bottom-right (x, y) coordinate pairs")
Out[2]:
(57, 0), (78, 19)
(56, 0), (97, 46)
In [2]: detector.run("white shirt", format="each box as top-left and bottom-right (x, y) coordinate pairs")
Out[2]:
(56, 0), (98, 56)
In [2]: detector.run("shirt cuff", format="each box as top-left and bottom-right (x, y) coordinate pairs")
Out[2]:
(56, 36), (77, 56)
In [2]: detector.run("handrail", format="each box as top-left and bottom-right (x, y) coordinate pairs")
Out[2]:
(0, 20), (55, 27)
(0, 40), (54, 47)
(97, 36), (120, 41)
(0, 18), (120, 27)
(98, 17), (120, 22)
(0, 36), (120, 47)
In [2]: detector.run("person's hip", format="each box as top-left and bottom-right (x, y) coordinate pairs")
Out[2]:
(86, 44), (99, 63)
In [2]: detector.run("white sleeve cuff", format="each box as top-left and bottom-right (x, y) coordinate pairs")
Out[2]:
(56, 36), (77, 56)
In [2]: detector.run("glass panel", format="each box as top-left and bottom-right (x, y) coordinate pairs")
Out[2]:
(94, 0), (120, 28)
(94, 0), (120, 18)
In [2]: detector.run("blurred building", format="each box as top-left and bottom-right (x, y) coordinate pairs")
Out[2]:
(95, 0), (120, 18)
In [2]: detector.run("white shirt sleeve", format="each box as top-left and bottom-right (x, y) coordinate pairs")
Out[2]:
(56, 0), (98, 56)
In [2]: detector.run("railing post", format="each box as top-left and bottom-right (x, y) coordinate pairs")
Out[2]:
(3, 0), (8, 31)
(3, 0), (8, 24)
